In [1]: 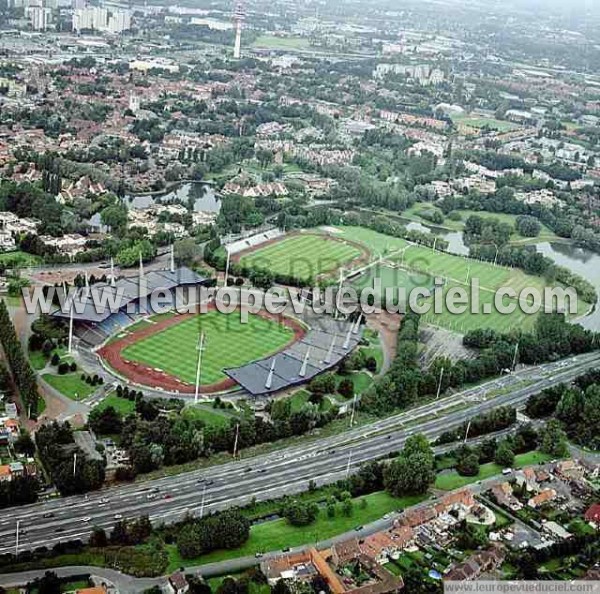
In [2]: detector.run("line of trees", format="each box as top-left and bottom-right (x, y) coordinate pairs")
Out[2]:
(525, 372), (600, 451)
(0, 300), (39, 417)
(435, 406), (517, 445)
(362, 312), (598, 418)
(175, 509), (250, 560)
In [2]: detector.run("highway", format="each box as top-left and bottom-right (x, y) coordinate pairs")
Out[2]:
(0, 352), (598, 555)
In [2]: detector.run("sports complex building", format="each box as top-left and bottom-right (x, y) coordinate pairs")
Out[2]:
(50, 260), (363, 398)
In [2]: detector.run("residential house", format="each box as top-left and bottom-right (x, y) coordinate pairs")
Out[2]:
(555, 460), (584, 480)
(444, 546), (506, 581)
(491, 483), (522, 511)
(515, 467), (539, 492)
(39, 234), (88, 258)
(528, 488), (557, 509)
(543, 521), (572, 541)
(168, 572), (189, 594)
(0, 465), (11, 482)
(584, 503), (600, 529)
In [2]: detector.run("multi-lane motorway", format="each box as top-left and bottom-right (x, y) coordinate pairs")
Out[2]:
(1, 352), (598, 555)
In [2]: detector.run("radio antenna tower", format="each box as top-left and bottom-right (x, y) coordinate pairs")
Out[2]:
(233, 0), (245, 59)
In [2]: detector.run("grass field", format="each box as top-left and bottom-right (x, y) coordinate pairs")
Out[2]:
(166, 491), (426, 570)
(0, 250), (41, 268)
(240, 233), (363, 281)
(334, 226), (589, 333)
(122, 311), (295, 386)
(252, 35), (311, 50)
(451, 114), (521, 133)
(434, 451), (553, 491)
(402, 204), (559, 244)
(95, 393), (136, 417)
(351, 264), (434, 306)
(181, 404), (239, 428)
(42, 373), (96, 402)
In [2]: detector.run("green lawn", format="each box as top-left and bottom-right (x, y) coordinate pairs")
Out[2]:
(336, 371), (373, 396)
(452, 114), (521, 133)
(252, 35), (311, 50)
(166, 491), (426, 571)
(42, 373), (96, 401)
(402, 204), (559, 244)
(29, 350), (49, 371)
(95, 393), (136, 417)
(240, 232), (363, 281)
(0, 251), (41, 268)
(181, 404), (238, 428)
(335, 225), (589, 334)
(122, 311), (294, 386)
(334, 226), (408, 257)
(29, 346), (72, 372)
(435, 451), (553, 490)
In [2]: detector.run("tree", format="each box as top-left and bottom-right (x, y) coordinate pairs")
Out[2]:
(89, 526), (108, 547)
(282, 500), (319, 526)
(539, 420), (569, 457)
(456, 450), (480, 477)
(31, 571), (61, 594)
(494, 441), (515, 467)
(88, 406), (123, 436)
(100, 203), (128, 235)
(308, 373), (336, 396)
(384, 452), (435, 496)
(516, 215), (542, 238)
(338, 378), (354, 399)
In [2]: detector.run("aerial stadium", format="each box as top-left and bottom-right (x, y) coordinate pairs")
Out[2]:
(50, 247), (364, 398)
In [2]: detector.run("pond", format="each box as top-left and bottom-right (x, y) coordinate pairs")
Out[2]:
(124, 182), (221, 213)
(397, 217), (470, 256)
(535, 242), (600, 331)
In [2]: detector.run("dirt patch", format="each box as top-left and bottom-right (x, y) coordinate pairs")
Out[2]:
(366, 311), (402, 372)
(97, 305), (306, 395)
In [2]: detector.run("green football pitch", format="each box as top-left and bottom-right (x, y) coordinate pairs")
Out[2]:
(121, 311), (295, 386)
(239, 233), (363, 281)
(334, 226), (591, 333)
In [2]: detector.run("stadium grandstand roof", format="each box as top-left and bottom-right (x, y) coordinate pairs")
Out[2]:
(51, 266), (209, 323)
(225, 316), (363, 396)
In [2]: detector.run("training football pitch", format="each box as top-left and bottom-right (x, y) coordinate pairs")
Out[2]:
(239, 233), (364, 281)
(121, 311), (295, 386)
(335, 226), (591, 333)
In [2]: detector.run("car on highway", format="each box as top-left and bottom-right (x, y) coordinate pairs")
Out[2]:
(255, 552), (264, 558)
(164, 494), (172, 499)
(42, 512), (54, 519)
(82, 517), (91, 522)
(354, 525), (364, 532)
(100, 497), (109, 504)
(114, 514), (123, 520)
